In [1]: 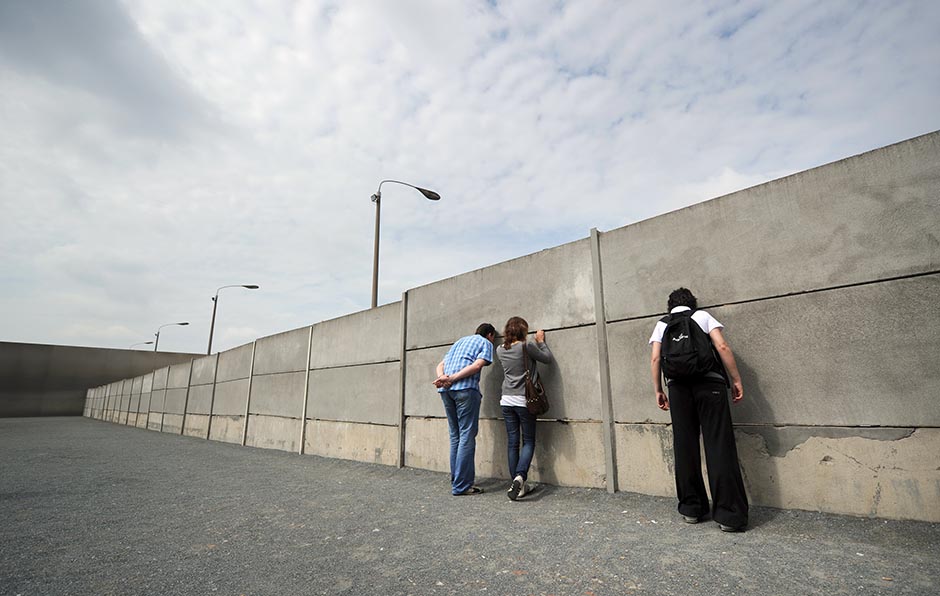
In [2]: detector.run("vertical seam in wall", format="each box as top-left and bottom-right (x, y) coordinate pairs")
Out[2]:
(590, 227), (619, 493)
(160, 370), (169, 428)
(397, 291), (409, 469)
(206, 353), (220, 440)
(181, 360), (194, 436)
(299, 326), (314, 454)
(135, 382), (142, 428)
(242, 341), (257, 446)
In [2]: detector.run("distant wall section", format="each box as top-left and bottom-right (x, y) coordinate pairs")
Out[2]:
(1, 342), (197, 417)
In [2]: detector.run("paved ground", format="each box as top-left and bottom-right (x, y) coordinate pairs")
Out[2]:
(1, 418), (937, 596)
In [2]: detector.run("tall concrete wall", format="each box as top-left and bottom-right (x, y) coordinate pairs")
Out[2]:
(0, 342), (197, 417)
(84, 131), (940, 522)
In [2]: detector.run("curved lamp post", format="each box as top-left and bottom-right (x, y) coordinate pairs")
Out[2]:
(154, 322), (189, 352)
(371, 179), (440, 308)
(129, 341), (154, 350)
(207, 284), (260, 355)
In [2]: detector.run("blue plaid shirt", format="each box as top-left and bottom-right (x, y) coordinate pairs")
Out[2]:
(439, 334), (494, 393)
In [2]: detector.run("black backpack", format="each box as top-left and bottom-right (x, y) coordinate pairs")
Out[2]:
(659, 310), (724, 382)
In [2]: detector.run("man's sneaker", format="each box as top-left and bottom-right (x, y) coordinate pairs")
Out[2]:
(718, 523), (743, 532)
(507, 475), (524, 501)
(683, 515), (700, 524)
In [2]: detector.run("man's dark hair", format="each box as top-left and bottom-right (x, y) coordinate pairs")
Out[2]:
(475, 323), (496, 338)
(667, 287), (698, 311)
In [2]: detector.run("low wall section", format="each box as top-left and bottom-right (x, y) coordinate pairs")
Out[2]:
(85, 131), (940, 522)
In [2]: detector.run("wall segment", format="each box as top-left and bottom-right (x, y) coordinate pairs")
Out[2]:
(84, 131), (940, 522)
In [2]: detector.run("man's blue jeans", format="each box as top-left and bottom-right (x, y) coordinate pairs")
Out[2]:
(501, 405), (537, 481)
(440, 388), (482, 494)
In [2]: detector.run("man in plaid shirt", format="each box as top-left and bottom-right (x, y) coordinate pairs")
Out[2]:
(433, 323), (497, 495)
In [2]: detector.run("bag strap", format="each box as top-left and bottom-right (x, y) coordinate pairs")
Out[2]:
(522, 342), (530, 381)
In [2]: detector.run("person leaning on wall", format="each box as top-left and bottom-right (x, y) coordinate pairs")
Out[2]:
(495, 316), (554, 501)
(432, 323), (497, 496)
(649, 287), (749, 532)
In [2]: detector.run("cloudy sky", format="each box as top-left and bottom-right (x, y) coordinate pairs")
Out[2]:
(1, 0), (938, 354)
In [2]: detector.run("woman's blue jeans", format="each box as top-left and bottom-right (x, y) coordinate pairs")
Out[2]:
(501, 405), (537, 481)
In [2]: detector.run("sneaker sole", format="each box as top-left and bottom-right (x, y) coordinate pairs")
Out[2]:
(507, 478), (522, 501)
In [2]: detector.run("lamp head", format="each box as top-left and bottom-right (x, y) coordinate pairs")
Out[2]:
(243, 285), (260, 290)
(416, 187), (440, 201)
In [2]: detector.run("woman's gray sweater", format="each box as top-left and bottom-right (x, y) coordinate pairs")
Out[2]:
(496, 340), (554, 395)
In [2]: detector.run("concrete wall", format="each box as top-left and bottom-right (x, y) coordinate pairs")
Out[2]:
(1, 342), (197, 417)
(84, 131), (940, 522)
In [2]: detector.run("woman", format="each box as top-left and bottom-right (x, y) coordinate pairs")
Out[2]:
(496, 316), (553, 501)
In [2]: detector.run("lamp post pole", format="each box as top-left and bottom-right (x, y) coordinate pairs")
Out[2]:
(154, 322), (189, 352)
(207, 284), (260, 355)
(371, 180), (440, 308)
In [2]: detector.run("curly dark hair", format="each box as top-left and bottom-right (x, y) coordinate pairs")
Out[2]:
(501, 317), (529, 349)
(667, 287), (698, 311)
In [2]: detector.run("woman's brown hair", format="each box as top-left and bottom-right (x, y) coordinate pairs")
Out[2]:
(502, 316), (529, 349)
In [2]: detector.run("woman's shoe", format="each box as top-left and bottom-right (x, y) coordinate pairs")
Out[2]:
(507, 475), (524, 501)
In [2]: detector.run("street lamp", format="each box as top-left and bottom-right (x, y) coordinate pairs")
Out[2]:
(207, 284), (260, 355)
(129, 341), (154, 349)
(154, 322), (189, 351)
(371, 179), (440, 308)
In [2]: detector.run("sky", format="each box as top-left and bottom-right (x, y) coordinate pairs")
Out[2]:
(1, 0), (938, 355)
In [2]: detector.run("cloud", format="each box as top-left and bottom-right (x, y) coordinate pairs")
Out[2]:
(0, 0), (937, 353)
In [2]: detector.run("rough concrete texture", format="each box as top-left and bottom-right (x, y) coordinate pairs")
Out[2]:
(135, 412), (149, 429)
(304, 419), (399, 466)
(248, 371), (306, 418)
(403, 346), (451, 417)
(405, 417), (608, 489)
(190, 354), (217, 385)
(310, 303), (400, 367)
(252, 327), (310, 375)
(480, 326), (603, 421)
(208, 414), (244, 444)
(210, 379), (249, 416)
(406, 239), (595, 349)
(215, 342), (253, 382)
(245, 414), (300, 452)
(162, 387), (187, 415)
(160, 413), (183, 434)
(148, 388), (166, 415)
(166, 361), (192, 389)
(600, 131), (940, 320)
(616, 424), (940, 522)
(9, 418), (940, 596)
(152, 366), (169, 391)
(182, 413), (209, 438)
(185, 384), (213, 415)
(308, 362), (399, 425)
(609, 274), (940, 427)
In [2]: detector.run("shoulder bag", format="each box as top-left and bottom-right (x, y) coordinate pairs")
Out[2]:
(522, 344), (550, 416)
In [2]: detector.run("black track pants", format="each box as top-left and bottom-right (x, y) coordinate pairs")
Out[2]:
(668, 380), (749, 528)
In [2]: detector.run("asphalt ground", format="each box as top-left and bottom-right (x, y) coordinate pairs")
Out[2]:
(1, 417), (937, 596)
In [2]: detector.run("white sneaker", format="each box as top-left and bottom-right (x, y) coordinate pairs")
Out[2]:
(517, 479), (527, 499)
(507, 475), (524, 501)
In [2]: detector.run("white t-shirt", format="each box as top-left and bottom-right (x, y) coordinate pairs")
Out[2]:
(648, 306), (723, 344)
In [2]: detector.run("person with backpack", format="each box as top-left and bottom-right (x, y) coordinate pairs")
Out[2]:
(649, 287), (748, 532)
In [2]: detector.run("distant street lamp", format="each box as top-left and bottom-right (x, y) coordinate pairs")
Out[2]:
(154, 322), (189, 352)
(129, 341), (154, 349)
(371, 179), (440, 308)
(207, 284), (260, 355)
